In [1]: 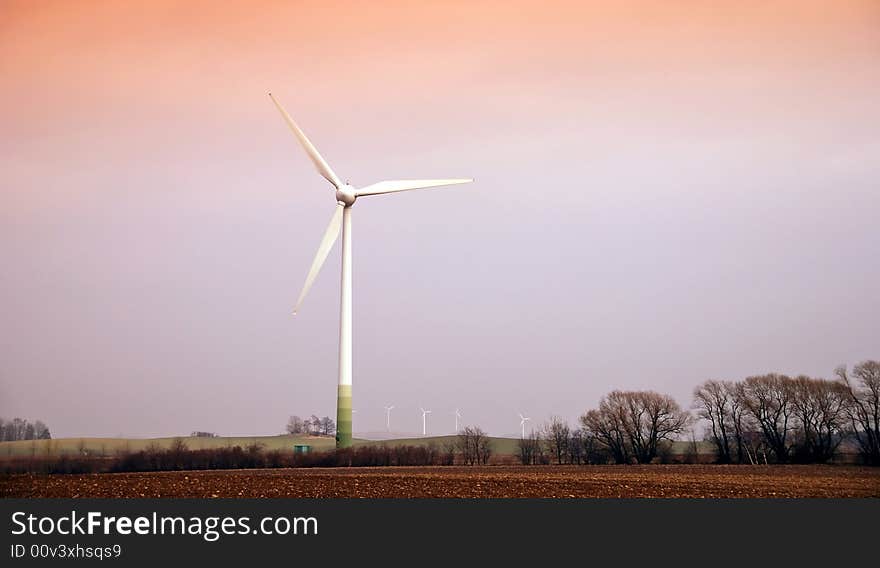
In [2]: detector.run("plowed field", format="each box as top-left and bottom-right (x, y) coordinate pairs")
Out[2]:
(3, 465), (878, 498)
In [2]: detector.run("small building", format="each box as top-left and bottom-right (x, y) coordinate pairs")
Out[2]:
(293, 444), (311, 454)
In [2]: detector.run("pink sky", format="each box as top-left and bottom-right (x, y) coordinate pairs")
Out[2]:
(2, 1), (878, 437)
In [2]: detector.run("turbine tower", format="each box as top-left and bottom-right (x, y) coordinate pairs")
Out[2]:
(270, 93), (472, 449)
(519, 413), (531, 439)
(420, 408), (432, 437)
(454, 409), (462, 433)
(384, 405), (394, 432)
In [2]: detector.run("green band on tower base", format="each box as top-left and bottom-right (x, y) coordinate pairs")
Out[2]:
(336, 384), (352, 449)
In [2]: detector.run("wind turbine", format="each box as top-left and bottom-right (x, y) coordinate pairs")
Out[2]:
(384, 405), (394, 432)
(420, 408), (432, 437)
(269, 93), (472, 449)
(519, 413), (531, 439)
(454, 409), (462, 433)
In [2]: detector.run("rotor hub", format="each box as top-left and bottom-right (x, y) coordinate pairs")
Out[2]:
(336, 185), (357, 207)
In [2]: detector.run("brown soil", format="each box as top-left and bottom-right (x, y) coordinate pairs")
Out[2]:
(2, 465), (878, 498)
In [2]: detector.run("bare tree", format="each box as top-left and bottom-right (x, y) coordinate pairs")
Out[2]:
(0, 417), (51, 441)
(11, 418), (27, 441)
(581, 405), (629, 464)
(693, 380), (735, 463)
(33, 420), (51, 440)
(517, 435), (535, 465)
(477, 434), (492, 465)
(286, 415), (305, 435)
(309, 415), (322, 435)
(581, 390), (689, 464)
(580, 429), (603, 464)
(693, 380), (752, 464)
(517, 431), (546, 465)
(190, 431), (217, 438)
(425, 442), (440, 465)
(545, 417), (570, 465)
(837, 361), (880, 465)
(168, 438), (189, 470)
(320, 416), (336, 436)
(457, 426), (491, 465)
(682, 428), (700, 464)
(739, 374), (796, 463)
(727, 383), (750, 463)
(441, 440), (457, 465)
(790, 376), (850, 463)
(457, 427), (475, 465)
(626, 391), (690, 463)
(567, 428), (585, 464)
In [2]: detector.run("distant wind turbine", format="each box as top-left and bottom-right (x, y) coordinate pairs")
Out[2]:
(269, 93), (472, 449)
(454, 409), (462, 433)
(519, 413), (531, 439)
(384, 405), (394, 432)
(420, 408), (432, 437)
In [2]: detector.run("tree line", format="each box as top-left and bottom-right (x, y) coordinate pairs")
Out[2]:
(285, 415), (336, 436)
(0, 418), (51, 441)
(1, 438), (483, 475)
(693, 361), (878, 465)
(515, 359), (878, 466)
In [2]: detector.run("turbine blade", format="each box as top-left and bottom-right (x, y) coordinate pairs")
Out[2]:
(269, 93), (342, 189)
(293, 205), (344, 314)
(356, 179), (472, 197)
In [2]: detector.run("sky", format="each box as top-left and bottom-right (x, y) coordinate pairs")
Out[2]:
(1, 0), (878, 438)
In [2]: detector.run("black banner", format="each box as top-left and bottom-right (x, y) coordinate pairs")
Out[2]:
(1, 499), (877, 564)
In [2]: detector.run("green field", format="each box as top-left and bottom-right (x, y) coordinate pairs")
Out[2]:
(0, 435), (336, 458)
(0, 435), (706, 458)
(0, 435), (520, 458)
